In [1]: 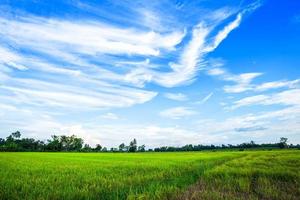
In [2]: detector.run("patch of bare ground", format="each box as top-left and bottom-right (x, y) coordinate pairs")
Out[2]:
(176, 178), (300, 200)
(176, 180), (253, 200)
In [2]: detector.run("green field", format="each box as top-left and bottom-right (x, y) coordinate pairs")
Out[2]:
(0, 150), (299, 200)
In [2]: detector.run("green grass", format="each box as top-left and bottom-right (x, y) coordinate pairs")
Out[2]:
(0, 150), (299, 200)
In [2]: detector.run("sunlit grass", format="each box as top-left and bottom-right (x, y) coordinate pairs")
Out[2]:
(0, 150), (299, 200)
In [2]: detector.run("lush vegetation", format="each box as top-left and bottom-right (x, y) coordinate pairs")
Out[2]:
(1, 131), (299, 152)
(0, 150), (299, 200)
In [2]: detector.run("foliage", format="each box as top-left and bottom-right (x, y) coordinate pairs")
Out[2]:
(279, 137), (288, 149)
(128, 138), (137, 152)
(0, 131), (299, 152)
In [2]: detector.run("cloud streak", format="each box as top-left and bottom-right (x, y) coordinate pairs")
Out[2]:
(164, 93), (188, 101)
(160, 107), (197, 119)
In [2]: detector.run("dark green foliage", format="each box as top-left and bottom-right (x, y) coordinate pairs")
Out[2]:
(94, 144), (102, 151)
(128, 138), (137, 152)
(82, 144), (93, 152)
(279, 137), (288, 149)
(1, 131), (44, 152)
(119, 143), (126, 152)
(11, 131), (21, 138)
(102, 147), (108, 152)
(0, 132), (299, 152)
(138, 144), (146, 152)
(46, 135), (84, 151)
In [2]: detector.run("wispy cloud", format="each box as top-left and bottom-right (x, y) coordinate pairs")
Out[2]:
(206, 64), (264, 93)
(231, 89), (300, 109)
(255, 79), (300, 91)
(195, 92), (214, 104)
(151, 11), (246, 87)
(100, 113), (119, 120)
(160, 107), (197, 119)
(164, 93), (188, 101)
(235, 126), (267, 132)
(0, 17), (185, 57)
(0, 2), (259, 115)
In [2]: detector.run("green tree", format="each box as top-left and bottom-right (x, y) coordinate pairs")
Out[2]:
(0, 138), (4, 145)
(119, 143), (126, 152)
(4, 131), (22, 151)
(46, 135), (62, 151)
(128, 139), (137, 152)
(72, 137), (84, 151)
(82, 144), (92, 152)
(138, 144), (145, 152)
(102, 147), (108, 152)
(94, 144), (102, 152)
(279, 137), (288, 149)
(11, 131), (21, 139)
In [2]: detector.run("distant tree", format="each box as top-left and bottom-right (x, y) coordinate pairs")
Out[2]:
(102, 147), (108, 152)
(6, 135), (14, 143)
(72, 137), (84, 151)
(82, 144), (92, 152)
(110, 148), (118, 152)
(0, 131), (299, 152)
(11, 131), (21, 139)
(138, 144), (146, 152)
(119, 143), (126, 152)
(0, 138), (4, 145)
(4, 131), (22, 151)
(94, 144), (102, 152)
(124, 145), (129, 152)
(128, 139), (137, 152)
(279, 137), (288, 149)
(46, 135), (62, 151)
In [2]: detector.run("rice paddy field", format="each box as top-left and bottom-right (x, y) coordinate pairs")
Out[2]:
(0, 150), (299, 200)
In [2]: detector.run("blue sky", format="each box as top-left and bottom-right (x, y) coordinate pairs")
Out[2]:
(0, 0), (299, 147)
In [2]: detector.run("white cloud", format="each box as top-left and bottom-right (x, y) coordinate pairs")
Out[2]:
(0, 7), (249, 114)
(255, 79), (300, 91)
(0, 27), (159, 111)
(124, 5), (261, 88)
(0, 17), (185, 57)
(160, 107), (197, 119)
(207, 67), (226, 76)
(231, 95), (269, 109)
(207, 63), (299, 94)
(195, 92), (214, 104)
(204, 13), (242, 52)
(223, 72), (263, 93)
(206, 64), (264, 94)
(231, 89), (300, 109)
(152, 12), (244, 87)
(164, 93), (188, 101)
(0, 78), (157, 110)
(225, 77), (300, 94)
(100, 113), (119, 120)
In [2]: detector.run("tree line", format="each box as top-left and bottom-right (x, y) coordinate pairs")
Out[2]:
(0, 131), (299, 152)
(0, 131), (142, 152)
